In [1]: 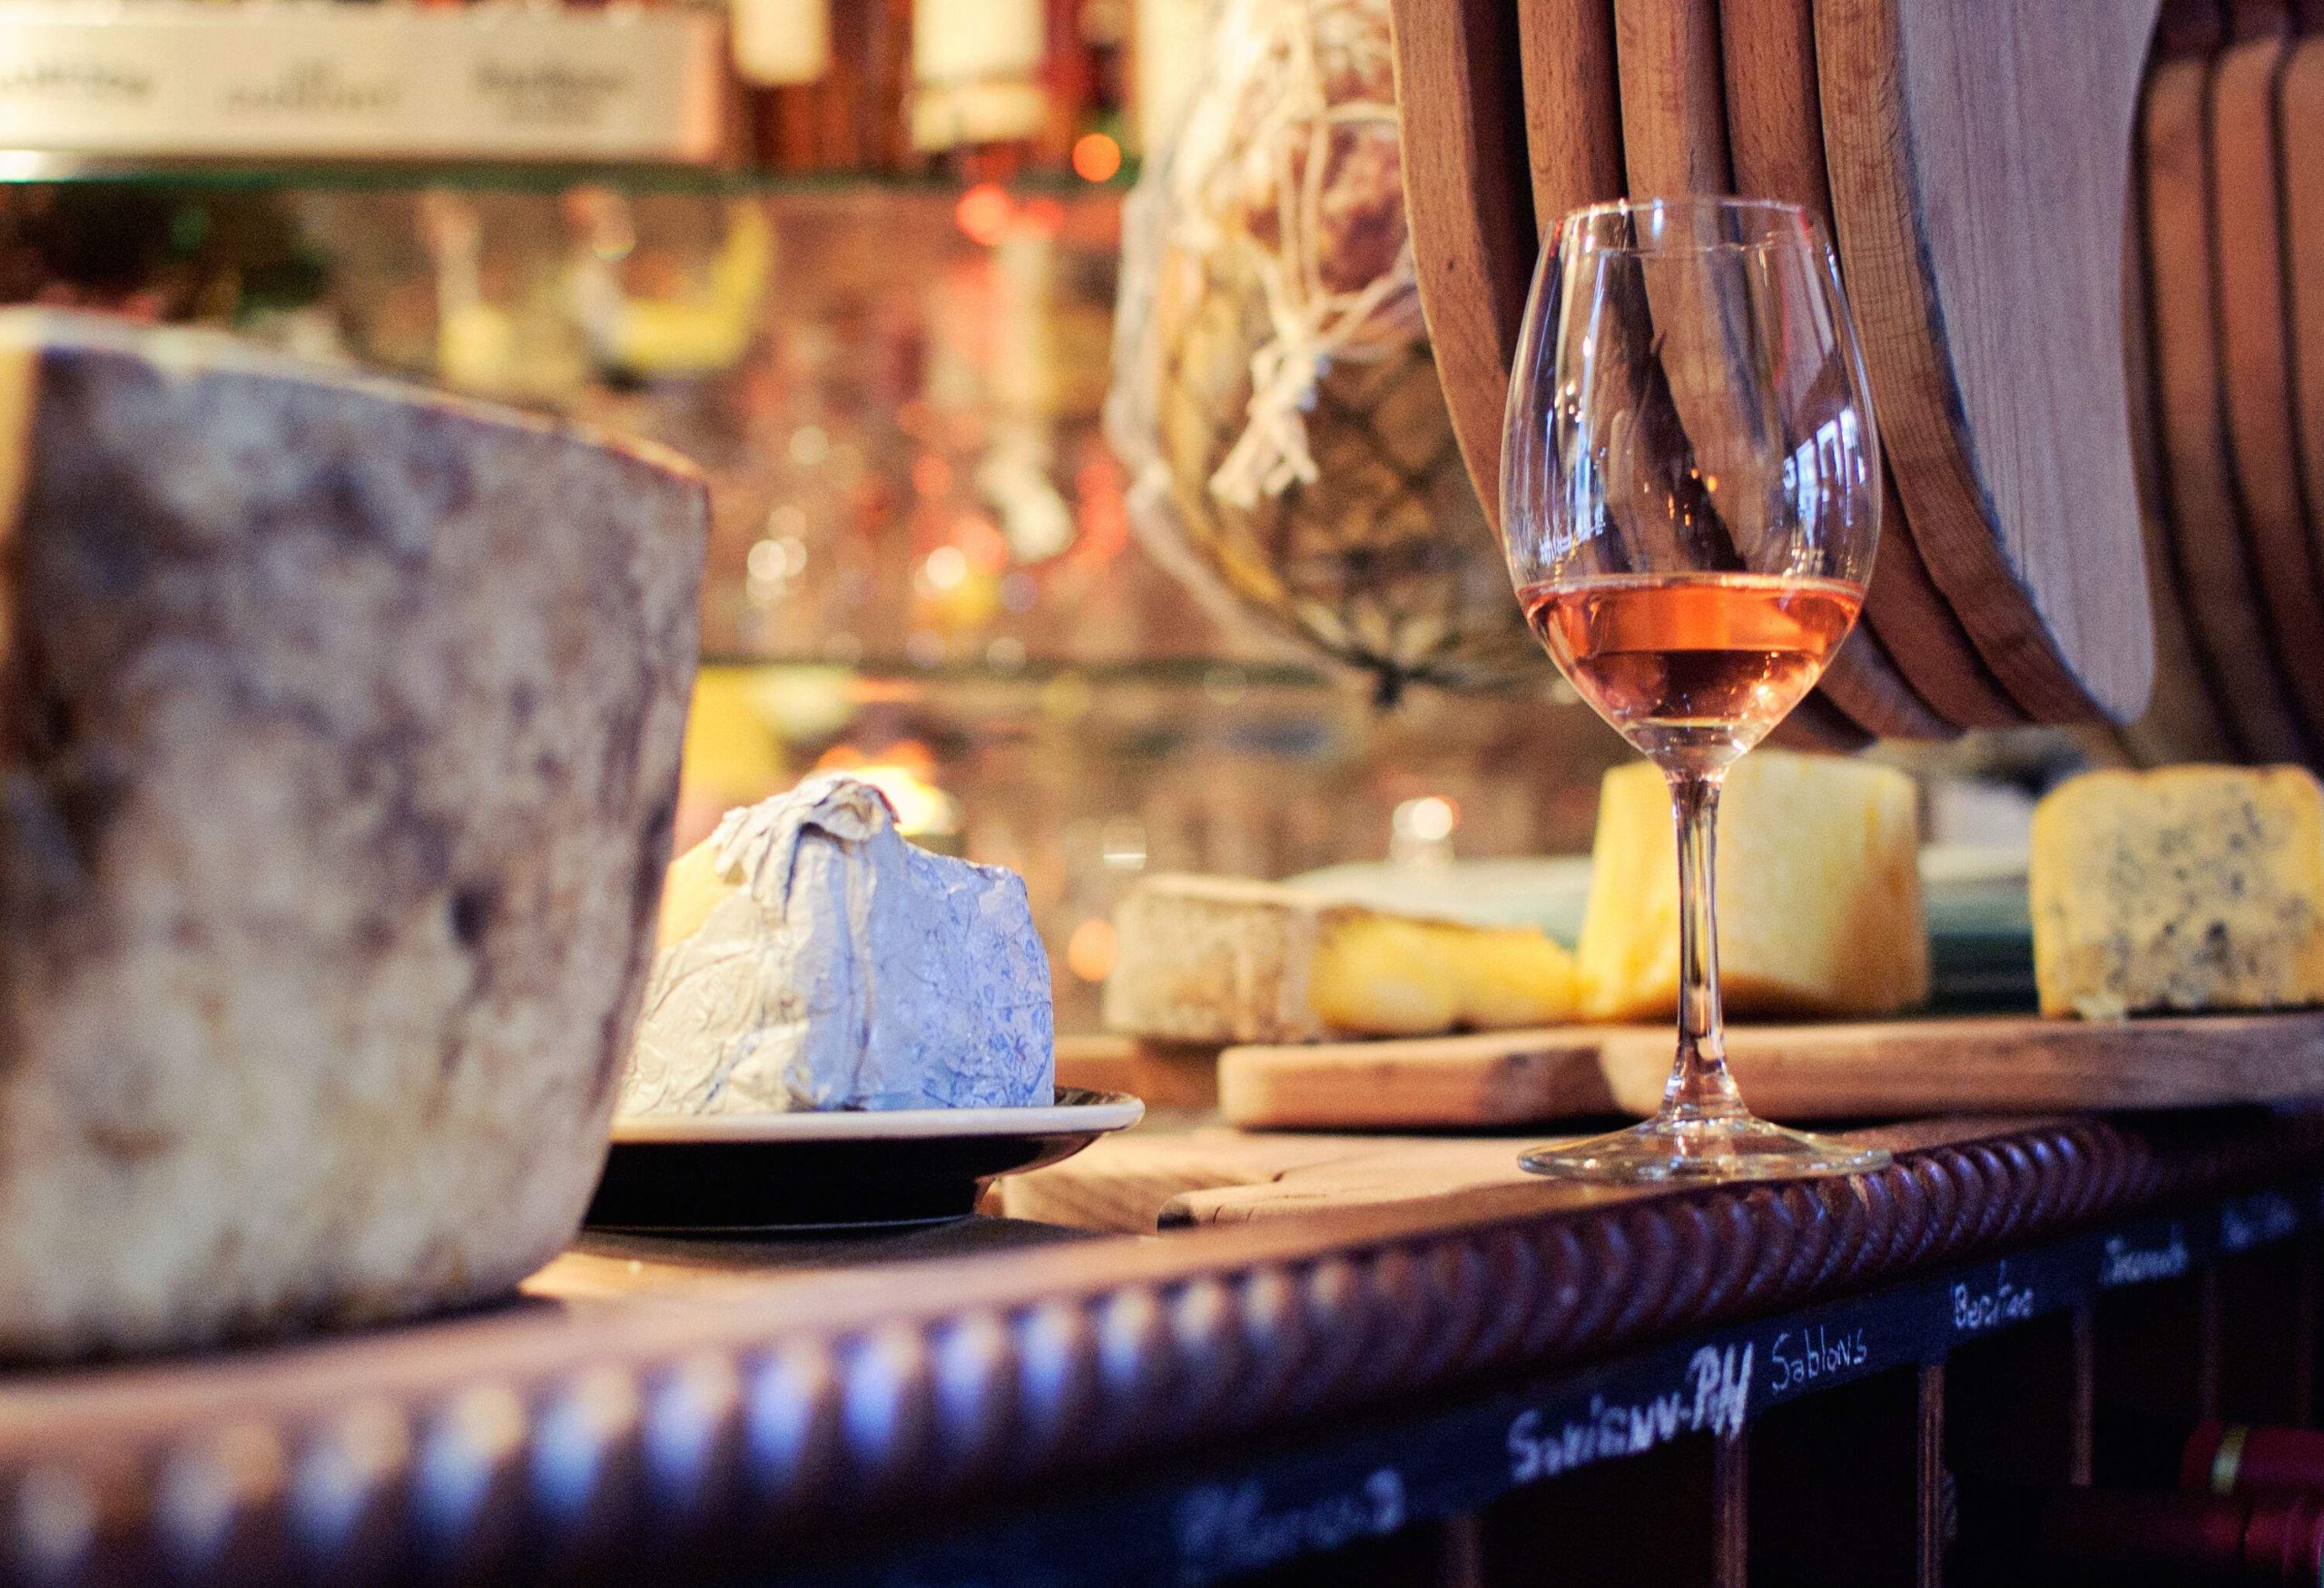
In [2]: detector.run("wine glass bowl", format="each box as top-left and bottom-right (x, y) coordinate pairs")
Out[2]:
(1502, 196), (1889, 1182)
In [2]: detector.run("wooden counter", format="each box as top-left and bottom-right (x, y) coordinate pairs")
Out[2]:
(4, 1109), (2322, 1587)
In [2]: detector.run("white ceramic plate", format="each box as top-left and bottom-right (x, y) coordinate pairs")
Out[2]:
(586, 1088), (1145, 1232)
(609, 1090), (1147, 1144)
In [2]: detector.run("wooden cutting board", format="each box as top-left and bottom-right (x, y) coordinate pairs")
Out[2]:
(2142, 0), (2317, 762)
(1387, 0), (1535, 533)
(1215, 1012), (2324, 1128)
(2210, 0), (2324, 739)
(1813, 630), (1955, 743)
(1815, 0), (2161, 725)
(1765, 690), (1876, 751)
(1858, 494), (2030, 730)
(998, 1127), (1555, 1230)
(1000, 1113), (2181, 1230)
(1717, 0), (2017, 735)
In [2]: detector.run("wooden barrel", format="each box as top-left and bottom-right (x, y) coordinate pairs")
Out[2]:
(1388, 0), (2324, 765)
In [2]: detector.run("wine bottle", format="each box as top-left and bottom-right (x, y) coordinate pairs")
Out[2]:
(735, 0), (832, 172)
(1953, 1482), (2324, 1585)
(2095, 1410), (2324, 1500)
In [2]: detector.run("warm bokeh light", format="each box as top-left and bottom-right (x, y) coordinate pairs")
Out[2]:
(954, 182), (1013, 246)
(911, 454), (954, 498)
(1065, 917), (1118, 982)
(922, 546), (970, 592)
(813, 742), (960, 837)
(1071, 132), (1123, 183)
(954, 512), (1012, 571)
(1387, 795), (1460, 868)
(1399, 795), (1459, 843)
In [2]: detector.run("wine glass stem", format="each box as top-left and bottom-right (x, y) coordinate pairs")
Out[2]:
(1663, 770), (1748, 1126)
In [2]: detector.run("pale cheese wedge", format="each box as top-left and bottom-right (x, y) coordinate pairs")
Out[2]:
(1577, 752), (1929, 1020)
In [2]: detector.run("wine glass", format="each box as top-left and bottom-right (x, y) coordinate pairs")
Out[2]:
(1501, 196), (1890, 1182)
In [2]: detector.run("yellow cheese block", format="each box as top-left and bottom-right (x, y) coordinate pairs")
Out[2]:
(1307, 915), (1457, 1036)
(656, 833), (731, 951)
(1308, 917), (1581, 1036)
(2030, 765), (2324, 1019)
(1438, 923), (1584, 1029)
(1577, 753), (1928, 1020)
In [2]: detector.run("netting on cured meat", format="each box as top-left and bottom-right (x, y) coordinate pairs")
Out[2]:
(1105, 0), (1536, 704)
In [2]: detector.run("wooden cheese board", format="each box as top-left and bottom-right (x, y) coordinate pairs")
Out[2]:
(1515, 0), (1623, 242)
(2281, 0), (2324, 606)
(1208, 1012), (2324, 1129)
(999, 1126), (1556, 1229)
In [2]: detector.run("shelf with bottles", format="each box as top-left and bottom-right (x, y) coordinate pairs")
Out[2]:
(0, 75), (1640, 1033)
(0, 0), (1167, 192)
(0, 156), (1137, 197)
(702, 651), (1333, 688)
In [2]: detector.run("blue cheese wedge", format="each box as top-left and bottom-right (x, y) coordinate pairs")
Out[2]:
(2031, 765), (2324, 1019)
(621, 774), (1055, 1112)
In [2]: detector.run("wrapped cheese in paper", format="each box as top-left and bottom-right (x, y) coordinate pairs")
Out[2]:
(621, 774), (1055, 1114)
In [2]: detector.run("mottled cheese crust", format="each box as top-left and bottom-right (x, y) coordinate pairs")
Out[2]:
(0, 311), (705, 1359)
(2030, 765), (2324, 1019)
(1577, 753), (1929, 1020)
(1103, 875), (1579, 1042)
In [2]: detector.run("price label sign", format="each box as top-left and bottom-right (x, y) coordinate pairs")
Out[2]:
(0, 2), (727, 164)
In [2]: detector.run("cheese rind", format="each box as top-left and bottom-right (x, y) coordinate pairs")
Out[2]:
(1577, 753), (1929, 1020)
(0, 311), (705, 1359)
(2030, 765), (2324, 1019)
(624, 774), (1056, 1113)
(1103, 875), (1325, 1042)
(1104, 874), (1581, 1041)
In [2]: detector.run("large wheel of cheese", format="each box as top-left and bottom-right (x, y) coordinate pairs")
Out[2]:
(0, 311), (706, 1359)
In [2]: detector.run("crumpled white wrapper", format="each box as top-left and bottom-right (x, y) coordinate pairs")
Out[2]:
(620, 774), (1056, 1114)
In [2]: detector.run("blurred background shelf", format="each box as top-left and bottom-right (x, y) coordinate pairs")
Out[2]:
(0, 155), (1137, 193)
(0, 0), (2104, 1035)
(702, 653), (1329, 685)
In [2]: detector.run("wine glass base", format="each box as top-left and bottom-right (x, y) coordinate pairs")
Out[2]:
(1519, 1114), (1890, 1184)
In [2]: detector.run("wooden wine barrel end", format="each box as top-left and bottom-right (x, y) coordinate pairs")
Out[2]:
(1384, 0), (1533, 533)
(1392, 0), (2281, 742)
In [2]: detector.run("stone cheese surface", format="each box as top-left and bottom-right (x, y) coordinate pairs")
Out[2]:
(2031, 765), (2324, 1019)
(1577, 753), (1930, 1020)
(623, 774), (1055, 1113)
(0, 311), (706, 1358)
